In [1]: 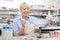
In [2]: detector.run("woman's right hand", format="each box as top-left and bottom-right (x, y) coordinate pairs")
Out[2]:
(18, 19), (26, 35)
(46, 15), (53, 21)
(21, 19), (26, 26)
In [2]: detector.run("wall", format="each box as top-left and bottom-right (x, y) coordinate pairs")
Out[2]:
(0, 0), (60, 9)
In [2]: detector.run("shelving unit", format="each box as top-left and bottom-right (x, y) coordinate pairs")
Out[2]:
(0, 7), (19, 35)
(0, 8), (18, 17)
(0, 9), (18, 24)
(0, 8), (18, 22)
(0, 7), (19, 23)
(30, 5), (56, 18)
(30, 5), (60, 33)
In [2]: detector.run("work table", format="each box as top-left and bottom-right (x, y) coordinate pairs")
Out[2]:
(0, 36), (60, 40)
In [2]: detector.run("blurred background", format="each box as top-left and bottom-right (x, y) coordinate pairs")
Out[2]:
(0, 0), (60, 40)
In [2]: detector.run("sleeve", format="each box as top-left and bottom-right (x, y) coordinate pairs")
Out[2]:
(29, 16), (38, 25)
(30, 16), (38, 21)
(13, 20), (19, 36)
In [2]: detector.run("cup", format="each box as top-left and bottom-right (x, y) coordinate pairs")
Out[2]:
(25, 24), (35, 35)
(49, 31), (54, 38)
(54, 31), (58, 37)
(54, 30), (60, 37)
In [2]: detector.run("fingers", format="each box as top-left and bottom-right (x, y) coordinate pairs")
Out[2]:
(21, 19), (26, 25)
(46, 15), (53, 21)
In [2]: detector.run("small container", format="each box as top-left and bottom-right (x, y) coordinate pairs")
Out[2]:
(2, 25), (13, 40)
(25, 24), (35, 35)
(54, 31), (58, 37)
(36, 35), (41, 39)
(58, 31), (60, 37)
(49, 31), (54, 38)
(54, 30), (60, 37)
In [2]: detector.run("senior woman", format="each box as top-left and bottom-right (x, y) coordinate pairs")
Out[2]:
(13, 2), (38, 36)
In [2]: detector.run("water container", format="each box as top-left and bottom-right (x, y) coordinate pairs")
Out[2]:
(2, 25), (13, 40)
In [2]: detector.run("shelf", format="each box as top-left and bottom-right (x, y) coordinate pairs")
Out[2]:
(0, 8), (19, 12)
(30, 8), (56, 17)
(29, 14), (47, 16)
(42, 27), (60, 30)
(31, 8), (56, 11)
(0, 12), (17, 15)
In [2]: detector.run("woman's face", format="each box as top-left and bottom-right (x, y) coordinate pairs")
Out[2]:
(21, 5), (30, 17)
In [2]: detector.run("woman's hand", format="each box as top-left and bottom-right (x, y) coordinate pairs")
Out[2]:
(21, 19), (26, 26)
(18, 19), (26, 35)
(46, 15), (54, 21)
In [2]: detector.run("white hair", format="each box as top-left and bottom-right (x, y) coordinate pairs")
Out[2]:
(19, 2), (30, 10)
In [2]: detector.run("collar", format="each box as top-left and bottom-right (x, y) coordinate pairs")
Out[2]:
(18, 16), (30, 20)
